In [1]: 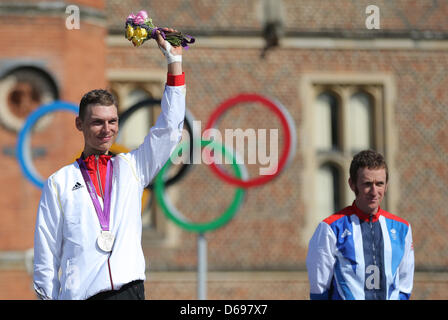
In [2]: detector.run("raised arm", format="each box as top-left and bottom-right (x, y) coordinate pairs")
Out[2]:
(126, 28), (186, 187)
(155, 27), (183, 75)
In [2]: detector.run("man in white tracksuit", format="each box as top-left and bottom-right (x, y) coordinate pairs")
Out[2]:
(33, 28), (185, 300)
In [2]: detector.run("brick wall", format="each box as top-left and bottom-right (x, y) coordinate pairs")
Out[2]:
(0, 0), (107, 297)
(110, 45), (448, 271)
(0, 1), (106, 252)
(0, 0), (447, 300)
(106, 0), (448, 34)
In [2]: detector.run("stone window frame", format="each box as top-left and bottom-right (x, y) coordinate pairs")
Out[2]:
(299, 73), (398, 244)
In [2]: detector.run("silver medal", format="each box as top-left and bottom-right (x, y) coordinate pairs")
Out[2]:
(97, 230), (115, 252)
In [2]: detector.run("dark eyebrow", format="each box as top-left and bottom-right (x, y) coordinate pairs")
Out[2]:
(90, 117), (118, 122)
(362, 180), (385, 184)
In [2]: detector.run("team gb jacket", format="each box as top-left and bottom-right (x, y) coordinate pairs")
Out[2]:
(33, 78), (185, 300)
(306, 202), (414, 300)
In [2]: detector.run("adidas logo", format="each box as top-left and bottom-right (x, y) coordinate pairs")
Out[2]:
(72, 182), (83, 191)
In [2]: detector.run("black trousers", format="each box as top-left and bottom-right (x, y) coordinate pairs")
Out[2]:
(88, 280), (145, 300)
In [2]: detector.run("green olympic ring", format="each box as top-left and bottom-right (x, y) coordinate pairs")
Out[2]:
(154, 139), (247, 233)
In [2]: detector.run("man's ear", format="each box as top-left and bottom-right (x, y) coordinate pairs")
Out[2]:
(348, 177), (356, 193)
(349, 177), (360, 196)
(75, 116), (83, 131)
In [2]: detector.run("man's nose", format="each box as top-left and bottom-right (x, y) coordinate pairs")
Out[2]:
(102, 122), (111, 133)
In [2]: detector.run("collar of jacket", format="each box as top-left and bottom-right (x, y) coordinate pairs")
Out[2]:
(351, 201), (383, 223)
(77, 153), (113, 197)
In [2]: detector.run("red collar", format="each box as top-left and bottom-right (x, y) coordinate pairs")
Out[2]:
(76, 154), (112, 197)
(352, 201), (383, 222)
(80, 154), (112, 169)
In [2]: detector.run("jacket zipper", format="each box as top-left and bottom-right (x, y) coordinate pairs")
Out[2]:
(369, 215), (377, 299)
(107, 257), (114, 290)
(96, 155), (114, 291)
(95, 155), (104, 198)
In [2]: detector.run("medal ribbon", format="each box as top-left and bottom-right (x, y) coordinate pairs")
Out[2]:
(76, 158), (113, 231)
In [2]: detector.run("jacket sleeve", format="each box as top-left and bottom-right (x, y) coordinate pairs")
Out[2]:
(33, 176), (63, 300)
(306, 222), (337, 300)
(129, 77), (186, 187)
(398, 224), (414, 300)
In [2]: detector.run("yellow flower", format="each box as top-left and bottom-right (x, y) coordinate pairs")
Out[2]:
(126, 25), (134, 40)
(138, 28), (148, 39)
(132, 37), (143, 47)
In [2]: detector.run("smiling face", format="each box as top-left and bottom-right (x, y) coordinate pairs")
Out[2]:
(349, 167), (388, 216)
(76, 104), (119, 156)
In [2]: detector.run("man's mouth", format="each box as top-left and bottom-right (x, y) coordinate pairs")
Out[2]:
(98, 136), (112, 142)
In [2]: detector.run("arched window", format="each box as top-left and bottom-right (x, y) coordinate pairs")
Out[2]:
(315, 162), (341, 220)
(301, 76), (393, 245)
(348, 91), (373, 152)
(117, 88), (153, 149)
(314, 92), (339, 152)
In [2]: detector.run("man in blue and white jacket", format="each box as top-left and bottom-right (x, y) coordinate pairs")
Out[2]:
(306, 150), (414, 300)
(33, 28), (185, 300)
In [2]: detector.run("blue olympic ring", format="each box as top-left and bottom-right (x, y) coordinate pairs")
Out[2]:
(16, 101), (79, 188)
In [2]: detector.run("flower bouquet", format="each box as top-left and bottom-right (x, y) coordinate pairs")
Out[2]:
(125, 10), (195, 48)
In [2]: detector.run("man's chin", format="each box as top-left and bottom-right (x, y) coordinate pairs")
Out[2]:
(92, 146), (111, 155)
(368, 199), (380, 207)
(356, 200), (380, 215)
(98, 142), (114, 151)
(367, 202), (381, 213)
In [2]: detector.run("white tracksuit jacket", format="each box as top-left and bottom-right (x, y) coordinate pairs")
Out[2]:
(33, 84), (185, 300)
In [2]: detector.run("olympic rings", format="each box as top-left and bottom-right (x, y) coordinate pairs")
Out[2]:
(155, 139), (247, 233)
(117, 98), (197, 190)
(203, 93), (297, 188)
(16, 101), (79, 188)
(17, 93), (296, 232)
(16, 99), (198, 190)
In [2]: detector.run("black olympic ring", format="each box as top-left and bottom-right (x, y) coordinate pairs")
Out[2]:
(117, 98), (196, 190)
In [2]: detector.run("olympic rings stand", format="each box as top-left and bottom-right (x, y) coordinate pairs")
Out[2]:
(154, 94), (296, 299)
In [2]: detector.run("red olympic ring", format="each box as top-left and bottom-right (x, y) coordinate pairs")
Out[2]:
(203, 93), (295, 188)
